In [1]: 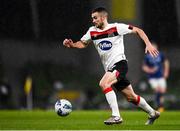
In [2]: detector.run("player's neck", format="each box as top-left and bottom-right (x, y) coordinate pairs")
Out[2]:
(99, 21), (108, 30)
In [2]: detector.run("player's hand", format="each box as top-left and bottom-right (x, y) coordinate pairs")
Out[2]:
(145, 44), (159, 57)
(63, 39), (73, 48)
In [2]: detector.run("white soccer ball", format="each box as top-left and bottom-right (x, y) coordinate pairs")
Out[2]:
(55, 99), (72, 116)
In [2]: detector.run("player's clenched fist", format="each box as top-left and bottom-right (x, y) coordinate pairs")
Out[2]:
(63, 39), (73, 48)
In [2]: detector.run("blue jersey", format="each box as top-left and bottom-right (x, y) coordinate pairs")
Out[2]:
(144, 52), (165, 79)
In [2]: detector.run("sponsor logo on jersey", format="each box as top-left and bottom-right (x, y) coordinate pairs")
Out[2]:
(98, 40), (112, 50)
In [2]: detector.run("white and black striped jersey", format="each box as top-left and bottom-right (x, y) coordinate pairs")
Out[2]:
(81, 23), (133, 71)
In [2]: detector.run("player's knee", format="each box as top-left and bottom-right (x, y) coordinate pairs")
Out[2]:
(99, 81), (111, 89)
(99, 80), (103, 88)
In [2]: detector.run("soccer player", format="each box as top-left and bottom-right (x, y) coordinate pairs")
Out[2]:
(63, 7), (160, 125)
(142, 42), (170, 112)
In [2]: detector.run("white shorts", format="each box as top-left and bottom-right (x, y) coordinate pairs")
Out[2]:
(149, 78), (167, 89)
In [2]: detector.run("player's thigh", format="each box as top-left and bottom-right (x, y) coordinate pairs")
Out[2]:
(99, 71), (117, 88)
(158, 78), (167, 93)
(149, 78), (167, 93)
(149, 79), (159, 90)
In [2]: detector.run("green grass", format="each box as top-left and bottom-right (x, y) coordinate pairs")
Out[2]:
(0, 110), (180, 130)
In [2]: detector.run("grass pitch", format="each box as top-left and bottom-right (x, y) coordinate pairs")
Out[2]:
(0, 110), (180, 130)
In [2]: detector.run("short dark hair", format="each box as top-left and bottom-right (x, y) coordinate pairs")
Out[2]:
(92, 7), (108, 15)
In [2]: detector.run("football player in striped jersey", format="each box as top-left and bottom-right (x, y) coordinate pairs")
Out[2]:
(63, 7), (159, 125)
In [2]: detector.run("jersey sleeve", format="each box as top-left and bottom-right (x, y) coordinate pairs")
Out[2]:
(116, 23), (133, 35)
(80, 27), (91, 42)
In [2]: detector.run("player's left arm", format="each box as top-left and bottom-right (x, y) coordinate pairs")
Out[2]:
(131, 26), (159, 57)
(164, 58), (170, 79)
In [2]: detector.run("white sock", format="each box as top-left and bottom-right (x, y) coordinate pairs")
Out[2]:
(104, 88), (120, 117)
(138, 96), (155, 116)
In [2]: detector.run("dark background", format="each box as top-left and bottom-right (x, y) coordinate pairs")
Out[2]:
(0, 0), (180, 110)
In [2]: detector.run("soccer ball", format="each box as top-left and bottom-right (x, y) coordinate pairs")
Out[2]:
(55, 99), (72, 116)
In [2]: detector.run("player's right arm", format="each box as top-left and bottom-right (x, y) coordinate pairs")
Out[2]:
(63, 39), (89, 49)
(116, 23), (158, 57)
(131, 26), (159, 58)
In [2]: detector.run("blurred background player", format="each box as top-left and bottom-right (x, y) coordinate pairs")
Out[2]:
(63, 7), (160, 125)
(142, 41), (170, 112)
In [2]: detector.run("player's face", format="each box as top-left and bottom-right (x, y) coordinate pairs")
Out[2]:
(91, 12), (105, 29)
